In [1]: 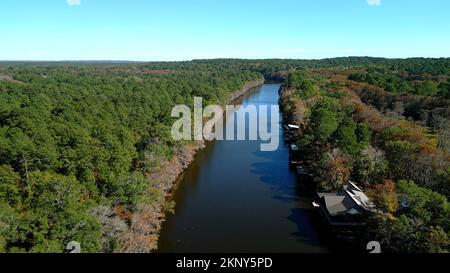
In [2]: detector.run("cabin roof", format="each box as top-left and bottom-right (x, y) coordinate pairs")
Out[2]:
(344, 180), (376, 211)
(317, 180), (375, 217)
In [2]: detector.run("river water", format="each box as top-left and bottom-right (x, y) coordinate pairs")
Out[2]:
(158, 83), (335, 253)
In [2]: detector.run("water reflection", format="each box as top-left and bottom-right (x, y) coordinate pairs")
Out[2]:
(157, 84), (333, 253)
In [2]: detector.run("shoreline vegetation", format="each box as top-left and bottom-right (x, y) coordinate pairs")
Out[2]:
(1, 57), (449, 253)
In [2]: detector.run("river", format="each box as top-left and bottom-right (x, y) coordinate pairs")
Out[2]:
(157, 83), (337, 253)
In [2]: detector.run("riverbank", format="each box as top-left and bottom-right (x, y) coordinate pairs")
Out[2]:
(116, 77), (265, 253)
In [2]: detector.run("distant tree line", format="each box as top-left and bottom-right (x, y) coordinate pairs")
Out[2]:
(348, 66), (450, 98)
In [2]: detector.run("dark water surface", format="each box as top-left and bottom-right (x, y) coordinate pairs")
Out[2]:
(158, 84), (334, 253)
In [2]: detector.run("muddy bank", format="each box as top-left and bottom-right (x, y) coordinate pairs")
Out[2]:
(116, 78), (264, 253)
(229, 79), (266, 101)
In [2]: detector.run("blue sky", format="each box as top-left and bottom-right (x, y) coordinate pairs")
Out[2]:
(0, 0), (449, 61)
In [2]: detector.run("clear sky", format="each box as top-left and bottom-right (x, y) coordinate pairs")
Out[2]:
(1, 0), (449, 61)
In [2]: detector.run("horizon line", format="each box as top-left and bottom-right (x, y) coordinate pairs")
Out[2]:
(1, 56), (449, 63)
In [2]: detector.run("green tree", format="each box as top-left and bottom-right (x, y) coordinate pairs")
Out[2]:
(0, 165), (21, 206)
(334, 116), (358, 155)
(354, 145), (386, 187)
(107, 172), (149, 210)
(424, 226), (449, 253)
(356, 122), (371, 147)
(397, 180), (449, 228)
(24, 171), (102, 253)
(384, 140), (414, 180)
(311, 101), (340, 142)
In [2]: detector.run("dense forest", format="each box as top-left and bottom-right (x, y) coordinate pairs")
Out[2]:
(280, 63), (450, 252)
(0, 63), (262, 252)
(349, 67), (450, 98)
(0, 57), (449, 253)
